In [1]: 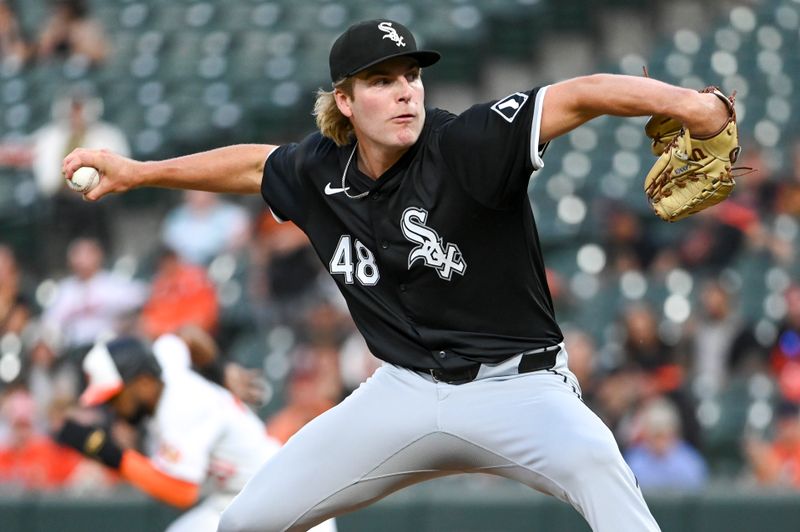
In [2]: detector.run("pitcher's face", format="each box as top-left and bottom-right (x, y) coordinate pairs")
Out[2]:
(337, 57), (425, 152)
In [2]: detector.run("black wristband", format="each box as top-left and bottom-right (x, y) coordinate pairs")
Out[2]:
(56, 420), (123, 469)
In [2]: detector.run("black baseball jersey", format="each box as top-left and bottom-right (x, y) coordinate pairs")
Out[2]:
(261, 87), (563, 371)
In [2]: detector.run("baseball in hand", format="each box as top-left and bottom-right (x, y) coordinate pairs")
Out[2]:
(67, 166), (100, 193)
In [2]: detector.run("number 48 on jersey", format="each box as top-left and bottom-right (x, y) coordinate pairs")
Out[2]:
(329, 235), (380, 286)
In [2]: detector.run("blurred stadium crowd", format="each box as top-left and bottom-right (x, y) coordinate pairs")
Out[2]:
(1, 0), (800, 500)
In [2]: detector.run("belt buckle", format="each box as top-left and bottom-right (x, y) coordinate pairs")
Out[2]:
(429, 368), (462, 384)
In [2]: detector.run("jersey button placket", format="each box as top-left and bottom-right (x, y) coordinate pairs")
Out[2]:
(380, 240), (389, 249)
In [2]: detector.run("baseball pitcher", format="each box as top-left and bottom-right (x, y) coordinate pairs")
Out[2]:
(62, 19), (737, 532)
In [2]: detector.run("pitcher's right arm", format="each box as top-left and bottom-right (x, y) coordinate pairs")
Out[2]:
(62, 143), (277, 201)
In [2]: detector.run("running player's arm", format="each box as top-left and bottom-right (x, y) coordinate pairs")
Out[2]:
(539, 74), (728, 143)
(56, 420), (200, 508)
(120, 450), (200, 509)
(61, 143), (278, 201)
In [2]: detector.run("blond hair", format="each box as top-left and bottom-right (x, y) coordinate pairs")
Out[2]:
(313, 78), (355, 147)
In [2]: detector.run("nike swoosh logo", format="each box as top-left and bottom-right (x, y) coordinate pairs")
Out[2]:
(324, 183), (351, 195)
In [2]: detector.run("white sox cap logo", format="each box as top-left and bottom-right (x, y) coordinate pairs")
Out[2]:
(378, 22), (406, 47)
(401, 207), (466, 280)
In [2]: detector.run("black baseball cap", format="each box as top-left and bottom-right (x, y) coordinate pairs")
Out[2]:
(80, 337), (162, 406)
(329, 19), (440, 83)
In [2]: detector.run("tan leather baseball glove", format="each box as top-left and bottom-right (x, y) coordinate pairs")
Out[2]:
(643, 87), (740, 222)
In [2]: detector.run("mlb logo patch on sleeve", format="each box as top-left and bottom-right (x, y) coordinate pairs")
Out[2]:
(490, 92), (529, 123)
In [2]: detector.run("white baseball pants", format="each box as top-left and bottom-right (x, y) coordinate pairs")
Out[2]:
(167, 493), (336, 532)
(218, 346), (660, 532)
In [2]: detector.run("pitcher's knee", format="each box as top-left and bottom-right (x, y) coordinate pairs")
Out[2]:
(552, 433), (625, 482)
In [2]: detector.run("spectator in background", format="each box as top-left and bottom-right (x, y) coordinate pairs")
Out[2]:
(600, 202), (660, 273)
(745, 401), (800, 488)
(619, 303), (701, 448)
(36, 0), (109, 65)
(22, 322), (79, 421)
(32, 91), (129, 199)
(594, 365), (644, 446)
(0, 89), (130, 272)
(731, 146), (776, 216)
(775, 138), (800, 217)
(0, 244), (32, 337)
(0, 389), (83, 490)
(42, 238), (146, 354)
(250, 212), (323, 325)
(727, 325), (768, 380)
(297, 298), (373, 396)
(162, 191), (250, 266)
(677, 210), (747, 273)
(624, 397), (708, 492)
(771, 284), (800, 402)
(138, 247), (219, 339)
(266, 342), (343, 445)
(723, 145), (794, 265)
(0, 0), (31, 65)
(37, 91), (130, 268)
(622, 303), (682, 376)
(687, 280), (747, 396)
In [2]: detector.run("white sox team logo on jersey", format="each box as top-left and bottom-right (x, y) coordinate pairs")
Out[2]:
(401, 207), (466, 280)
(490, 92), (528, 123)
(378, 22), (406, 47)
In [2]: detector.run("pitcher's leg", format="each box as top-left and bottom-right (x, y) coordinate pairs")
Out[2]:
(511, 399), (658, 532)
(166, 499), (224, 532)
(218, 365), (444, 532)
(442, 368), (660, 532)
